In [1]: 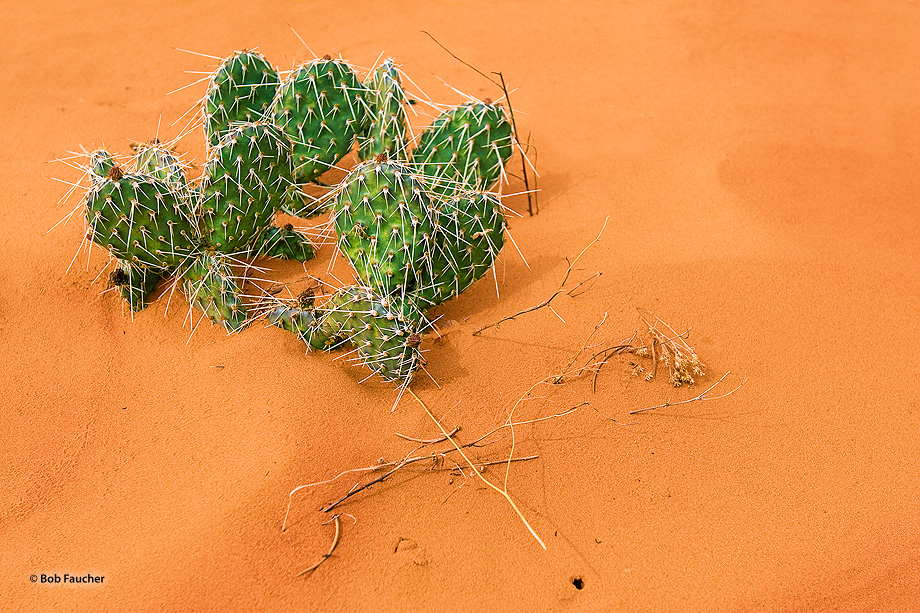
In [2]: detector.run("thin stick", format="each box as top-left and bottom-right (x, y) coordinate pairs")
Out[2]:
(421, 31), (501, 87)
(408, 388), (547, 550)
(447, 455), (538, 470)
(420, 31), (536, 215)
(322, 462), (410, 513)
(495, 71), (537, 216)
(630, 372), (745, 414)
(465, 404), (584, 448)
(553, 312), (608, 383)
(394, 426), (461, 444)
(474, 217), (608, 335)
(297, 515), (341, 576)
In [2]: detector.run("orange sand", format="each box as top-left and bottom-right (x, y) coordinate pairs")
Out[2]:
(3, 1), (919, 611)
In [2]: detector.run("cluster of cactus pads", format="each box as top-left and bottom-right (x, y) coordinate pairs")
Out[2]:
(80, 49), (517, 386)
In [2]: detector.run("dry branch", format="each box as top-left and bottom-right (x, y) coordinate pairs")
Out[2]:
(297, 514), (341, 577)
(473, 217), (609, 335)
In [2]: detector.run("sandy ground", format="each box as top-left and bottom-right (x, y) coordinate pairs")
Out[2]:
(2, 1), (919, 611)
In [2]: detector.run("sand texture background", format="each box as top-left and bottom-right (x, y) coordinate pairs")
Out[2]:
(2, 1), (919, 611)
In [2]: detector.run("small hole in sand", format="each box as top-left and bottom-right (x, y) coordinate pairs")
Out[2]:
(572, 577), (584, 590)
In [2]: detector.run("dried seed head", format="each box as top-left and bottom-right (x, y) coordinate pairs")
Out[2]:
(297, 288), (315, 308)
(109, 268), (128, 286)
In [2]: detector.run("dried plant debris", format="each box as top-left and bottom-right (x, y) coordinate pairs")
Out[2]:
(637, 308), (705, 387)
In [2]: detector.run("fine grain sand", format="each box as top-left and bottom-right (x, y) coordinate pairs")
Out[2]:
(2, 1), (919, 611)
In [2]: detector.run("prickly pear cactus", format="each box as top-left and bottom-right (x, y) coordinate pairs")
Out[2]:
(311, 286), (426, 383)
(415, 189), (506, 309)
(331, 155), (435, 296)
(180, 252), (248, 333)
(199, 122), (294, 253)
(203, 50), (280, 146)
(411, 100), (514, 196)
(110, 259), (162, 312)
(85, 150), (198, 270)
(271, 56), (372, 184)
(358, 59), (409, 162)
(256, 223), (315, 261)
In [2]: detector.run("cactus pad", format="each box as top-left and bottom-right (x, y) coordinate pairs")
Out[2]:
(415, 190), (506, 309)
(311, 286), (426, 383)
(133, 141), (198, 213)
(332, 157), (435, 296)
(411, 101), (514, 196)
(110, 260), (162, 312)
(85, 153), (198, 270)
(203, 50), (280, 146)
(271, 57), (372, 183)
(180, 252), (248, 333)
(358, 59), (409, 162)
(256, 223), (315, 261)
(199, 122), (294, 253)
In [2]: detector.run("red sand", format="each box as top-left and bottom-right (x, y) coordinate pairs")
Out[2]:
(3, 1), (919, 611)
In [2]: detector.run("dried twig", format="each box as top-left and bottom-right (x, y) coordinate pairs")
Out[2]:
(473, 217), (608, 335)
(553, 312), (608, 383)
(420, 31), (537, 215)
(297, 514), (341, 577)
(409, 388), (548, 550)
(631, 372), (745, 414)
(322, 461), (414, 513)
(394, 426), (461, 444)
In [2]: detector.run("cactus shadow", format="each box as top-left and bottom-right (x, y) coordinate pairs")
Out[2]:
(502, 169), (570, 218)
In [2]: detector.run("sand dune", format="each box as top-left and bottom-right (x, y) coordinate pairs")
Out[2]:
(3, 1), (919, 610)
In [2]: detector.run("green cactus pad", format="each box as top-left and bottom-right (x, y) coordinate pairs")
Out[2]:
(358, 59), (409, 162)
(271, 57), (372, 183)
(411, 101), (514, 196)
(203, 50), (280, 146)
(415, 190), (506, 309)
(199, 122), (294, 253)
(266, 292), (319, 348)
(110, 259), (162, 312)
(90, 149), (116, 185)
(85, 155), (198, 270)
(332, 157), (435, 296)
(280, 190), (329, 219)
(180, 252), (248, 333)
(311, 285), (426, 383)
(132, 141), (198, 214)
(255, 223), (315, 261)
(133, 141), (187, 187)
